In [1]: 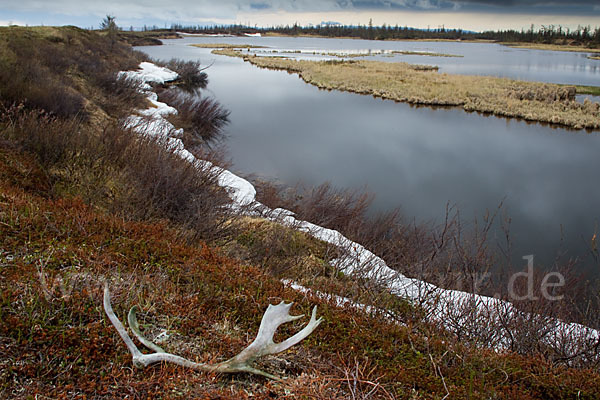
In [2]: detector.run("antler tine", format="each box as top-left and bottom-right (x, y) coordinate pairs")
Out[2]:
(103, 282), (145, 366)
(227, 302), (323, 365)
(269, 305), (323, 354)
(104, 284), (216, 370)
(128, 305), (166, 353)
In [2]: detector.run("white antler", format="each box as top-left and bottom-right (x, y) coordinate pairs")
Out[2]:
(103, 283), (322, 379)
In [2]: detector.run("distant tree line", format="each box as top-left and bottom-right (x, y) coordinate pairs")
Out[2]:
(170, 22), (600, 48)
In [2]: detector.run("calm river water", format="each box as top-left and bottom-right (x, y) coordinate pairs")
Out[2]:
(140, 36), (600, 274)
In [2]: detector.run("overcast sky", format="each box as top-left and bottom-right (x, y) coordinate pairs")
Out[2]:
(1, 0), (599, 32)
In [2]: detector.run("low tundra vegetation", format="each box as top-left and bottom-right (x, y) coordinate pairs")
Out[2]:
(0, 26), (146, 121)
(3, 138), (600, 399)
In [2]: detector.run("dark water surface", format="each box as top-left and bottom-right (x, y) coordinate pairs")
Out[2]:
(140, 36), (600, 274)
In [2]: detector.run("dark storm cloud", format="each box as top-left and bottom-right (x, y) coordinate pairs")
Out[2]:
(250, 2), (271, 10)
(451, 0), (599, 5)
(281, 0), (599, 15)
(4, 0), (599, 13)
(328, 0), (600, 15)
(443, 0), (600, 14)
(348, 0), (599, 9)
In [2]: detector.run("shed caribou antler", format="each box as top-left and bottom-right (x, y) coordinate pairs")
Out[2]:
(103, 283), (323, 379)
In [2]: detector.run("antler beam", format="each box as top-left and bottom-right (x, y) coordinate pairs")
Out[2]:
(103, 283), (322, 379)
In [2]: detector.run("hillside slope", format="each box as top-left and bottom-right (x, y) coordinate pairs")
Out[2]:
(1, 26), (600, 399)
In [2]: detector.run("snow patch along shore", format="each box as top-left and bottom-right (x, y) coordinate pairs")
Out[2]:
(119, 62), (178, 89)
(120, 63), (258, 206)
(120, 62), (599, 353)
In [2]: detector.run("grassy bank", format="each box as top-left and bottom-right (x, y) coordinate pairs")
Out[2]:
(255, 49), (463, 58)
(213, 49), (600, 130)
(117, 30), (182, 46)
(572, 85), (600, 96)
(391, 50), (462, 57)
(191, 43), (462, 58)
(501, 42), (600, 54)
(0, 25), (147, 124)
(190, 43), (265, 49)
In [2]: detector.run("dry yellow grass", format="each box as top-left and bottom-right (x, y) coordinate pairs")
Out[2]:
(213, 49), (600, 130)
(190, 43), (265, 49)
(262, 49), (463, 58)
(501, 42), (600, 54)
(392, 50), (462, 57)
(589, 55), (600, 60)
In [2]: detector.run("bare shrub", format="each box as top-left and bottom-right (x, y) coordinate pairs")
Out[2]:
(0, 104), (82, 165)
(295, 183), (373, 234)
(157, 88), (230, 148)
(256, 181), (373, 235)
(509, 84), (577, 103)
(161, 59), (209, 92)
(109, 128), (234, 242)
(0, 56), (86, 119)
(334, 357), (395, 400)
(252, 178), (288, 208)
(257, 182), (496, 294)
(255, 178), (600, 368)
(0, 26), (147, 120)
(95, 73), (146, 117)
(29, 82), (87, 119)
(0, 106), (235, 243)
(0, 27), (237, 243)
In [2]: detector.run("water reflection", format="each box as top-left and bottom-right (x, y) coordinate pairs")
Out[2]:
(139, 37), (600, 274)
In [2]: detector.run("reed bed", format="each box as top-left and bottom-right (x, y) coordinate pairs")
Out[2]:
(214, 49), (600, 130)
(501, 42), (600, 53)
(190, 43), (265, 49)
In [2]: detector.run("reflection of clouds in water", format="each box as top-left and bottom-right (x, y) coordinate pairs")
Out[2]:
(142, 37), (600, 271)
(576, 95), (600, 104)
(169, 35), (600, 86)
